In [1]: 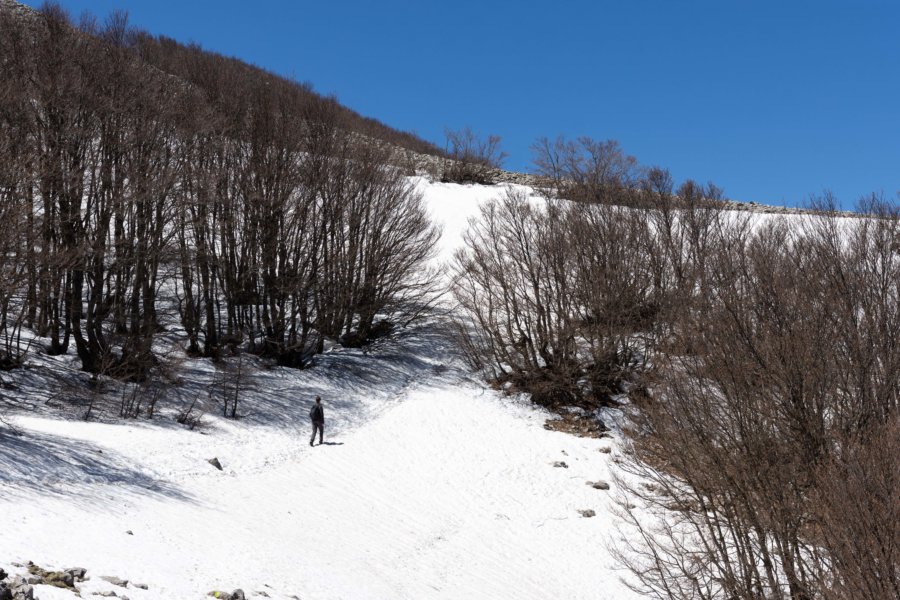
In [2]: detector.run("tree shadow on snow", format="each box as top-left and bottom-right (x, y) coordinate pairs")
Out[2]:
(0, 320), (476, 445)
(0, 428), (193, 504)
(237, 321), (471, 431)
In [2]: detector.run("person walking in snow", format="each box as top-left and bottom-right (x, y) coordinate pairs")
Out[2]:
(309, 396), (325, 446)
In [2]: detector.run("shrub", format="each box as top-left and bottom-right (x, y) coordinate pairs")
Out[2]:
(440, 127), (506, 185)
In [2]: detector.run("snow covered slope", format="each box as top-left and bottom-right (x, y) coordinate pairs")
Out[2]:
(1, 180), (637, 600)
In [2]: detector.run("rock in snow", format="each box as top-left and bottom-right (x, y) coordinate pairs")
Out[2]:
(208, 590), (245, 600)
(99, 575), (128, 587)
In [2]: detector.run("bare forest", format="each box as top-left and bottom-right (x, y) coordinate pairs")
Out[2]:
(452, 139), (900, 600)
(0, 4), (440, 384)
(1, 3), (898, 599)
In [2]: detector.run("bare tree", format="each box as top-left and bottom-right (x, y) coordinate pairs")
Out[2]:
(441, 127), (506, 185)
(810, 415), (900, 600)
(532, 136), (643, 205)
(0, 11), (31, 373)
(453, 188), (654, 408)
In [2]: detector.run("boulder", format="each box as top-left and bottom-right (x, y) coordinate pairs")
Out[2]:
(43, 570), (75, 588)
(231, 590), (246, 600)
(592, 481), (610, 490)
(23, 562), (77, 589)
(208, 457), (223, 471)
(11, 579), (34, 600)
(579, 509), (596, 518)
(544, 413), (607, 438)
(100, 575), (128, 587)
(551, 461), (568, 468)
(66, 568), (87, 581)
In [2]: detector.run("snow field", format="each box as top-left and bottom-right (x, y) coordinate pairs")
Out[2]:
(2, 378), (633, 599)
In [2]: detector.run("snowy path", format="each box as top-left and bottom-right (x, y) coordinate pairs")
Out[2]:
(2, 374), (633, 600)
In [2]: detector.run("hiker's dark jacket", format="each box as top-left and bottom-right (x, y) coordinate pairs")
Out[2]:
(310, 404), (324, 424)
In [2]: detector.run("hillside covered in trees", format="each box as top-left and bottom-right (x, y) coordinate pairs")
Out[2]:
(1, 2), (899, 600)
(0, 0), (445, 381)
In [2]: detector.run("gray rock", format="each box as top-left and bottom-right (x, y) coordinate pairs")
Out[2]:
(231, 590), (246, 600)
(208, 457), (223, 471)
(579, 509), (596, 518)
(24, 578), (40, 586)
(44, 570), (75, 588)
(551, 461), (568, 468)
(93, 592), (118, 598)
(208, 592), (232, 600)
(66, 567), (87, 581)
(133, 582), (148, 590)
(0, 569), (6, 581)
(0, 586), (10, 600)
(9, 576), (33, 600)
(100, 575), (129, 587)
(598, 446), (612, 454)
(592, 480), (611, 490)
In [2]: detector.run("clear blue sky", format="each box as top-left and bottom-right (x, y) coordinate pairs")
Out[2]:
(20, 0), (900, 208)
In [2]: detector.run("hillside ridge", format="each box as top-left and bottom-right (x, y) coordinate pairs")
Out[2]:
(0, 0), (446, 159)
(407, 150), (853, 216)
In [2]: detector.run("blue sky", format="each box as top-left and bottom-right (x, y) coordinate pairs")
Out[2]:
(20, 0), (900, 208)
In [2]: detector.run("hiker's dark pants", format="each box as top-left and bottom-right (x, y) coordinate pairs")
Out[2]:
(311, 421), (324, 445)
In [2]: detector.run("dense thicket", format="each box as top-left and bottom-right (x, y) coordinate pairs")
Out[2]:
(0, 3), (439, 381)
(454, 138), (900, 599)
(612, 200), (900, 600)
(452, 189), (657, 407)
(453, 141), (724, 409)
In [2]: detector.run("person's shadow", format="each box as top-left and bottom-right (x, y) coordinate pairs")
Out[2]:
(320, 441), (344, 446)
